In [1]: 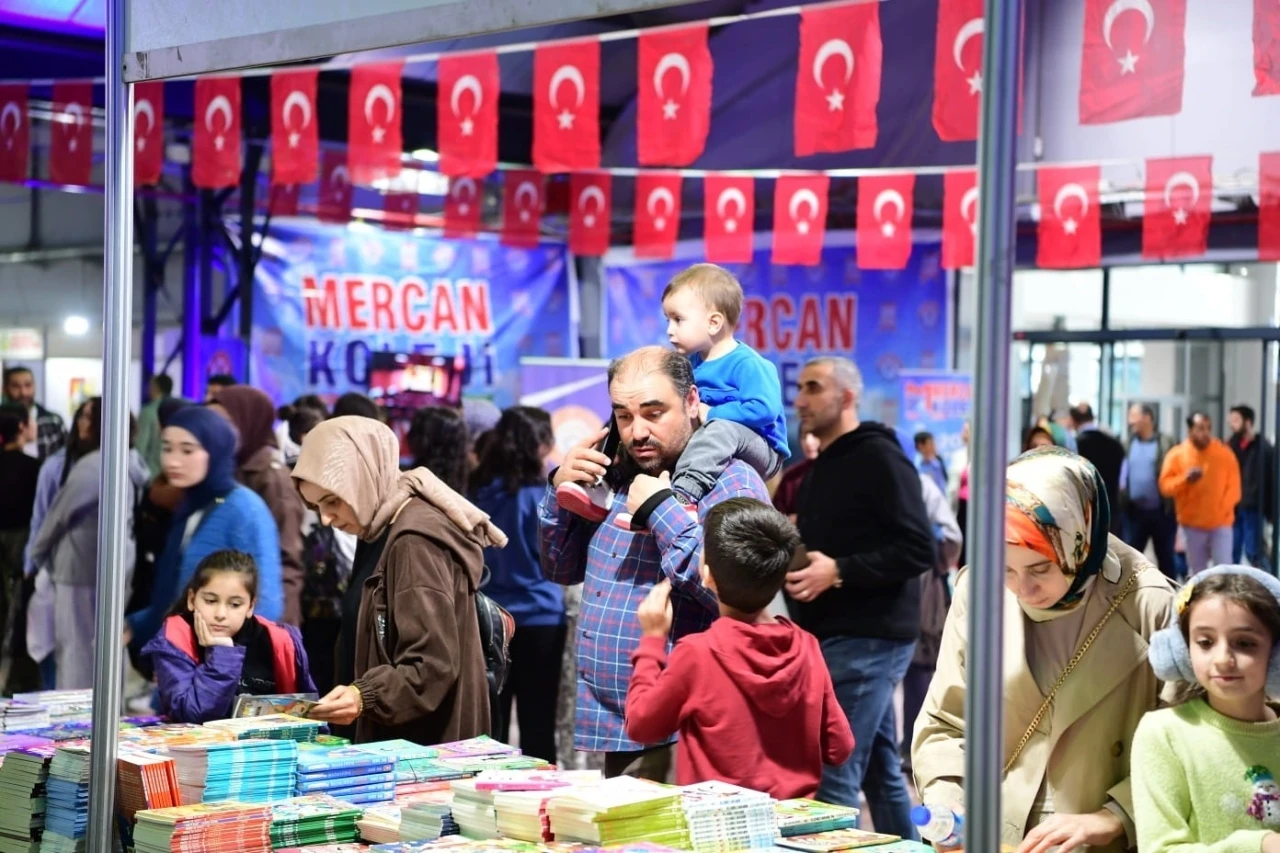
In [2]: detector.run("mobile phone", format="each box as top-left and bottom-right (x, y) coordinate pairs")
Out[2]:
(789, 543), (809, 573)
(598, 415), (621, 461)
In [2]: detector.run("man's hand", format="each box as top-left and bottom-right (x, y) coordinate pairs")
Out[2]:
(785, 550), (841, 602)
(552, 427), (612, 489)
(638, 580), (674, 638)
(310, 685), (363, 726)
(626, 470), (673, 517)
(1186, 466), (1204, 484)
(1015, 810), (1124, 853)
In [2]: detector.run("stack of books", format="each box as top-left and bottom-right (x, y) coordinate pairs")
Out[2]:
(116, 750), (182, 821)
(773, 828), (903, 852)
(449, 780), (500, 840)
(276, 845), (372, 853)
(434, 737), (518, 761)
(25, 725), (90, 745)
(41, 745), (94, 853)
(268, 795), (365, 848)
(0, 734), (52, 759)
(546, 777), (688, 849)
(132, 802), (273, 853)
(355, 802), (403, 844)
(679, 781), (776, 853)
(0, 702), (49, 734)
(774, 800), (860, 837)
(437, 755), (550, 776)
(12, 692), (92, 727)
(166, 739), (299, 804)
(295, 745), (397, 805)
(355, 742), (467, 797)
(397, 792), (459, 842)
(119, 723), (235, 751)
(202, 714), (323, 743)
(0, 745), (56, 853)
(482, 770), (602, 843)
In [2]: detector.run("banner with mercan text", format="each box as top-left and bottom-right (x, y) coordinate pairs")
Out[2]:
(898, 368), (972, 467)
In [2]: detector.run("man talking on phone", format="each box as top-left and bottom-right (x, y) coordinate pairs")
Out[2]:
(540, 346), (770, 780)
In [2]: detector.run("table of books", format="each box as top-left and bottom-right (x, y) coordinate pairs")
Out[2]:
(0, 691), (931, 853)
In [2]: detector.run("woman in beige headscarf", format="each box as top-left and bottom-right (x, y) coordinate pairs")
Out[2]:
(294, 416), (507, 745)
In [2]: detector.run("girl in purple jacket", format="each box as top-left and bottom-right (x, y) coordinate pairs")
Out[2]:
(141, 549), (316, 723)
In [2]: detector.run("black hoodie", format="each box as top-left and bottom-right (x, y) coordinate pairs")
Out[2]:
(789, 422), (936, 640)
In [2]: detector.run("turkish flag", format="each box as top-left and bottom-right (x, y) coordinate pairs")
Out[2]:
(438, 51), (499, 178)
(445, 176), (483, 238)
(704, 174), (755, 264)
(933, 0), (984, 142)
(1256, 0), (1280, 95)
(271, 69), (319, 186)
(856, 173), (914, 270)
(942, 169), (978, 270)
(0, 84), (29, 183)
(49, 82), (93, 186)
(570, 172), (612, 257)
(772, 174), (829, 266)
(192, 77), (241, 189)
(1079, 0), (1186, 124)
(502, 170), (544, 248)
(637, 24), (713, 167)
(634, 173), (683, 259)
(317, 149), (353, 224)
(133, 81), (165, 187)
(384, 191), (419, 230)
(1261, 152), (1280, 261)
(534, 39), (601, 172)
(348, 62), (403, 186)
(1142, 155), (1212, 260)
(1037, 166), (1101, 269)
(267, 183), (299, 217)
(795, 3), (882, 156)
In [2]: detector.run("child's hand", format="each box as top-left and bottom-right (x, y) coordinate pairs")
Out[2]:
(638, 580), (674, 638)
(193, 612), (234, 648)
(698, 403), (711, 424)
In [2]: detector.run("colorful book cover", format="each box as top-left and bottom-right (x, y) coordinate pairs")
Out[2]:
(774, 829), (902, 852)
(231, 693), (320, 719)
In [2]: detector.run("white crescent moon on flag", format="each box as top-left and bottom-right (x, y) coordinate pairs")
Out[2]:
(1163, 171), (1201, 210)
(450, 75), (484, 118)
(647, 186), (675, 217)
(952, 18), (984, 71)
(330, 165), (350, 188)
(717, 187), (747, 221)
(282, 90), (312, 130)
(549, 65), (586, 110)
(452, 177), (477, 201)
(1103, 0), (1156, 50)
(873, 189), (906, 224)
(134, 99), (155, 135)
(812, 39), (855, 89)
(1053, 183), (1091, 221)
(364, 83), (397, 126)
(960, 186), (979, 224)
(204, 94), (233, 134)
(578, 184), (606, 214)
(515, 180), (540, 210)
(64, 102), (85, 128)
(789, 188), (820, 224)
(0, 102), (21, 135)
(653, 52), (692, 98)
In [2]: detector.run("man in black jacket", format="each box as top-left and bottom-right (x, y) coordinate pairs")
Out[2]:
(785, 357), (935, 840)
(1070, 403), (1125, 534)
(1228, 404), (1273, 571)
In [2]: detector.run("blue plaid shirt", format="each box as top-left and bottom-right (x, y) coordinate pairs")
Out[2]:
(539, 459), (770, 753)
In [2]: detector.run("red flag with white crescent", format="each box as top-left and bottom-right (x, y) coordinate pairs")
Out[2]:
(570, 172), (612, 257)
(268, 183), (300, 217)
(794, 3), (882, 156)
(1142, 155), (1212, 260)
(192, 77), (242, 189)
(444, 176), (483, 238)
(502, 169), (544, 248)
(384, 190), (419, 230)
(1256, 0), (1280, 95)
(348, 62), (403, 186)
(438, 51), (499, 179)
(942, 169), (978, 270)
(1037, 165), (1102, 269)
(933, 0), (984, 142)
(271, 69), (319, 186)
(133, 81), (165, 187)
(50, 81), (93, 187)
(1260, 152), (1280, 261)
(1079, 0), (1187, 124)
(637, 24), (713, 166)
(534, 39), (601, 172)
(0, 84), (29, 184)
(703, 174), (755, 264)
(317, 149), (353, 224)
(856, 173), (914, 270)
(772, 174), (828, 266)
(634, 172), (683, 259)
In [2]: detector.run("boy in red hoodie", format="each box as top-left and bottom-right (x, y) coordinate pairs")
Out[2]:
(624, 497), (854, 798)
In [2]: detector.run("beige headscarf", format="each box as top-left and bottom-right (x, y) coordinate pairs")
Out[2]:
(293, 416), (507, 548)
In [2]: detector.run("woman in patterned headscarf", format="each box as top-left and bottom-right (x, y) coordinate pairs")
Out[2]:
(912, 447), (1177, 853)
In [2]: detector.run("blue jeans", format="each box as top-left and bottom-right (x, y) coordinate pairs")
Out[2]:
(818, 636), (918, 841)
(1233, 508), (1271, 572)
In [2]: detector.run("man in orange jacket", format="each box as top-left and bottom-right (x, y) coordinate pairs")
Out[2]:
(1159, 411), (1242, 575)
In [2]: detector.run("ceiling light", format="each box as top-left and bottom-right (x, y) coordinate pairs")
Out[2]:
(64, 316), (89, 336)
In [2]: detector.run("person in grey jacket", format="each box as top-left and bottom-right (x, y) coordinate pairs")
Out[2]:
(28, 419), (148, 689)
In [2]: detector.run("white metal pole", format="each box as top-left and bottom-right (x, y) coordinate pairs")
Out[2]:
(87, 0), (134, 847)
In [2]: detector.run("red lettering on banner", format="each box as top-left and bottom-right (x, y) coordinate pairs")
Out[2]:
(743, 297), (766, 351)
(369, 277), (397, 331)
(402, 277), (427, 333)
(797, 295), (824, 350)
(730, 293), (857, 353)
(459, 280), (493, 334)
(303, 275), (341, 329)
(771, 296), (795, 351)
(826, 295), (856, 351)
(431, 279), (459, 333)
(345, 277), (370, 331)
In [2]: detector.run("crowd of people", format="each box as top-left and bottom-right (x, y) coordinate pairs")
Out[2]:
(2, 263), (1280, 853)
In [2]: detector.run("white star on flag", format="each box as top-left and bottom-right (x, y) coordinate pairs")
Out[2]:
(725, 220), (737, 233)
(1063, 218), (1078, 235)
(1173, 207), (1188, 226)
(967, 72), (983, 95)
(655, 217), (667, 231)
(461, 117), (474, 136)
(584, 214), (596, 227)
(797, 220), (811, 234)
(881, 222), (896, 237)
(137, 138), (146, 151)
(520, 210), (530, 223)
(557, 109), (575, 130)
(1119, 50), (1139, 75)
(372, 126), (386, 143)
(214, 135), (225, 151)
(289, 132), (300, 148)
(663, 100), (679, 120)
(826, 90), (845, 111)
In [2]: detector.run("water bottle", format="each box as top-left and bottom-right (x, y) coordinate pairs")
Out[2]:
(911, 803), (964, 847)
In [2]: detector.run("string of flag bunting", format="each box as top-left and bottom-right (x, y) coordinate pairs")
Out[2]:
(0, 0), (1276, 268)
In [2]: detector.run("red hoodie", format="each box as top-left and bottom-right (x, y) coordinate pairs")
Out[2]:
(625, 616), (853, 799)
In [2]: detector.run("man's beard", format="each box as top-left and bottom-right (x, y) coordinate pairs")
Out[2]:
(605, 434), (686, 490)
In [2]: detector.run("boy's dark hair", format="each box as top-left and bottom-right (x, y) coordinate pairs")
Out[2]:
(914, 431), (933, 449)
(0, 402), (29, 446)
(703, 497), (802, 613)
(167, 549), (259, 618)
(1172, 572), (1280, 705)
(662, 263), (744, 330)
(1232, 404), (1257, 425)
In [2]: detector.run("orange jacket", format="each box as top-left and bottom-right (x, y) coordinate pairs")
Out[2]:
(1158, 438), (1242, 529)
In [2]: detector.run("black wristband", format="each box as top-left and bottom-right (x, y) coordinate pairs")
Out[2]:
(630, 487), (675, 530)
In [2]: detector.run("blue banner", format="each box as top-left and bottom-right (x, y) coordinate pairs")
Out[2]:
(603, 240), (950, 427)
(518, 357), (612, 469)
(252, 221), (576, 407)
(899, 369), (972, 467)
